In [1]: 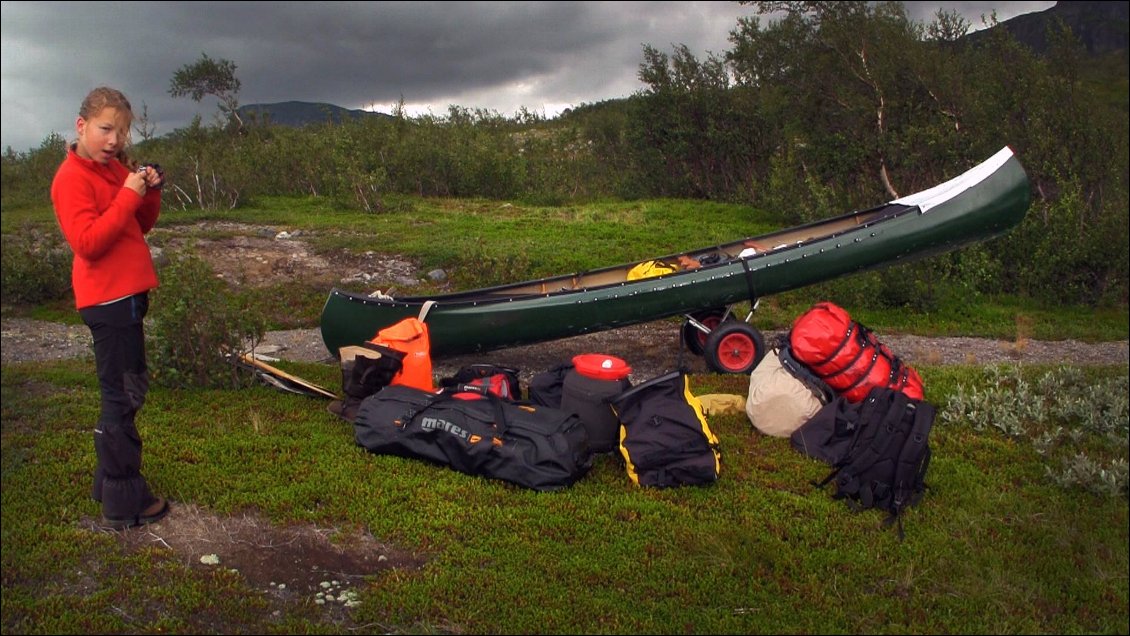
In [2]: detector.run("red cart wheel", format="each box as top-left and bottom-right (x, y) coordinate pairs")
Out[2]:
(703, 322), (765, 374)
(680, 309), (728, 356)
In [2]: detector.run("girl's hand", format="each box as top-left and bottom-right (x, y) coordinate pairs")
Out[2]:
(140, 164), (165, 190)
(125, 169), (148, 196)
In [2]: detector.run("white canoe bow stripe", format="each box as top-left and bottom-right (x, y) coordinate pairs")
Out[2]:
(893, 146), (1015, 213)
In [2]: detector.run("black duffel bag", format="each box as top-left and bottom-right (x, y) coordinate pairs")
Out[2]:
(354, 383), (593, 491)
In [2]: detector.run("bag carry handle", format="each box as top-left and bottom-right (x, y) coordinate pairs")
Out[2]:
(361, 341), (406, 360)
(611, 370), (684, 405)
(777, 340), (835, 404)
(399, 384), (510, 438)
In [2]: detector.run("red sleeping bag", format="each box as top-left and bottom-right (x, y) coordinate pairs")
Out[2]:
(788, 302), (924, 403)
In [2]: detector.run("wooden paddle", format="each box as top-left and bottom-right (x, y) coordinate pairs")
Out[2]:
(236, 352), (338, 400)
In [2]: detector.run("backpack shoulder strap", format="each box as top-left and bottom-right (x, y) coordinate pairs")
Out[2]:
(833, 389), (910, 496)
(877, 399), (936, 538)
(889, 399), (936, 512)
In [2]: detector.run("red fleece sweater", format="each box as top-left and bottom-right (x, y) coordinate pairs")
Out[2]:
(51, 147), (161, 309)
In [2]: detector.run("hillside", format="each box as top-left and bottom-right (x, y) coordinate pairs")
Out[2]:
(968, 0), (1129, 55)
(237, 101), (392, 127)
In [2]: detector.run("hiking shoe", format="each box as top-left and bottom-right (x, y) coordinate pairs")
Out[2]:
(327, 398), (360, 422)
(103, 497), (170, 530)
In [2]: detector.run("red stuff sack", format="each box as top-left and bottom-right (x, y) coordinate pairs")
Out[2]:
(787, 302), (923, 403)
(440, 364), (522, 401)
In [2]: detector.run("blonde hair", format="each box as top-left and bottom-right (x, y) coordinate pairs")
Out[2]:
(78, 86), (135, 165)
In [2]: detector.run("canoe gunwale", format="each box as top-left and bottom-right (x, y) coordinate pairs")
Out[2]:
(328, 201), (920, 310)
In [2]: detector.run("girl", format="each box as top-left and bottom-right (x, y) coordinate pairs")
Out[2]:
(51, 86), (168, 529)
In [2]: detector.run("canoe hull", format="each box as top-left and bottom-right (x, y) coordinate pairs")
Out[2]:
(321, 147), (1030, 357)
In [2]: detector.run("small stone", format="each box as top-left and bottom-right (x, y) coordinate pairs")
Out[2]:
(199, 554), (220, 565)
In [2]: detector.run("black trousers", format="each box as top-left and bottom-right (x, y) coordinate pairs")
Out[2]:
(80, 293), (157, 518)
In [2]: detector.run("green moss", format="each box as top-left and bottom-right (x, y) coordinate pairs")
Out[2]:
(3, 362), (1127, 633)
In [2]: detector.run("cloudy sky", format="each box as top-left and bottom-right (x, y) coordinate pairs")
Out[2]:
(1, 1), (1054, 154)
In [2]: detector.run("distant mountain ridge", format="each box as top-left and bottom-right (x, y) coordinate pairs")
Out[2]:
(967, 0), (1128, 55)
(237, 101), (391, 127)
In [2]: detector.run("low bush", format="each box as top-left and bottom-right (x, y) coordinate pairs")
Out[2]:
(0, 224), (71, 305)
(147, 251), (268, 389)
(942, 364), (1129, 497)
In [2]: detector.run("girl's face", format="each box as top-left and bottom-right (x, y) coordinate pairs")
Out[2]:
(75, 107), (130, 164)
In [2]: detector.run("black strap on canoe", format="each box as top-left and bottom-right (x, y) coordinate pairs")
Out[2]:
(675, 327), (690, 375)
(739, 257), (759, 306)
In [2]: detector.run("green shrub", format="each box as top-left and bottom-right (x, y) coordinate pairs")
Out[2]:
(0, 133), (65, 208)
(0, 224), (72, 305)
(998, 181), (1129, 305)
(147, 251), (267, 388)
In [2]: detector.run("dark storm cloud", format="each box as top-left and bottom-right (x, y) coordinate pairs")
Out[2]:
(1, 1), (1053, 154)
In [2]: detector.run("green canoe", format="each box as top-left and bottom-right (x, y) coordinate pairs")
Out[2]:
(320, 146), (1030, 368)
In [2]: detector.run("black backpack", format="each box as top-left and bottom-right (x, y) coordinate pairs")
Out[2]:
(791, 387), (934, 537)
(527, 363), (573, 408)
